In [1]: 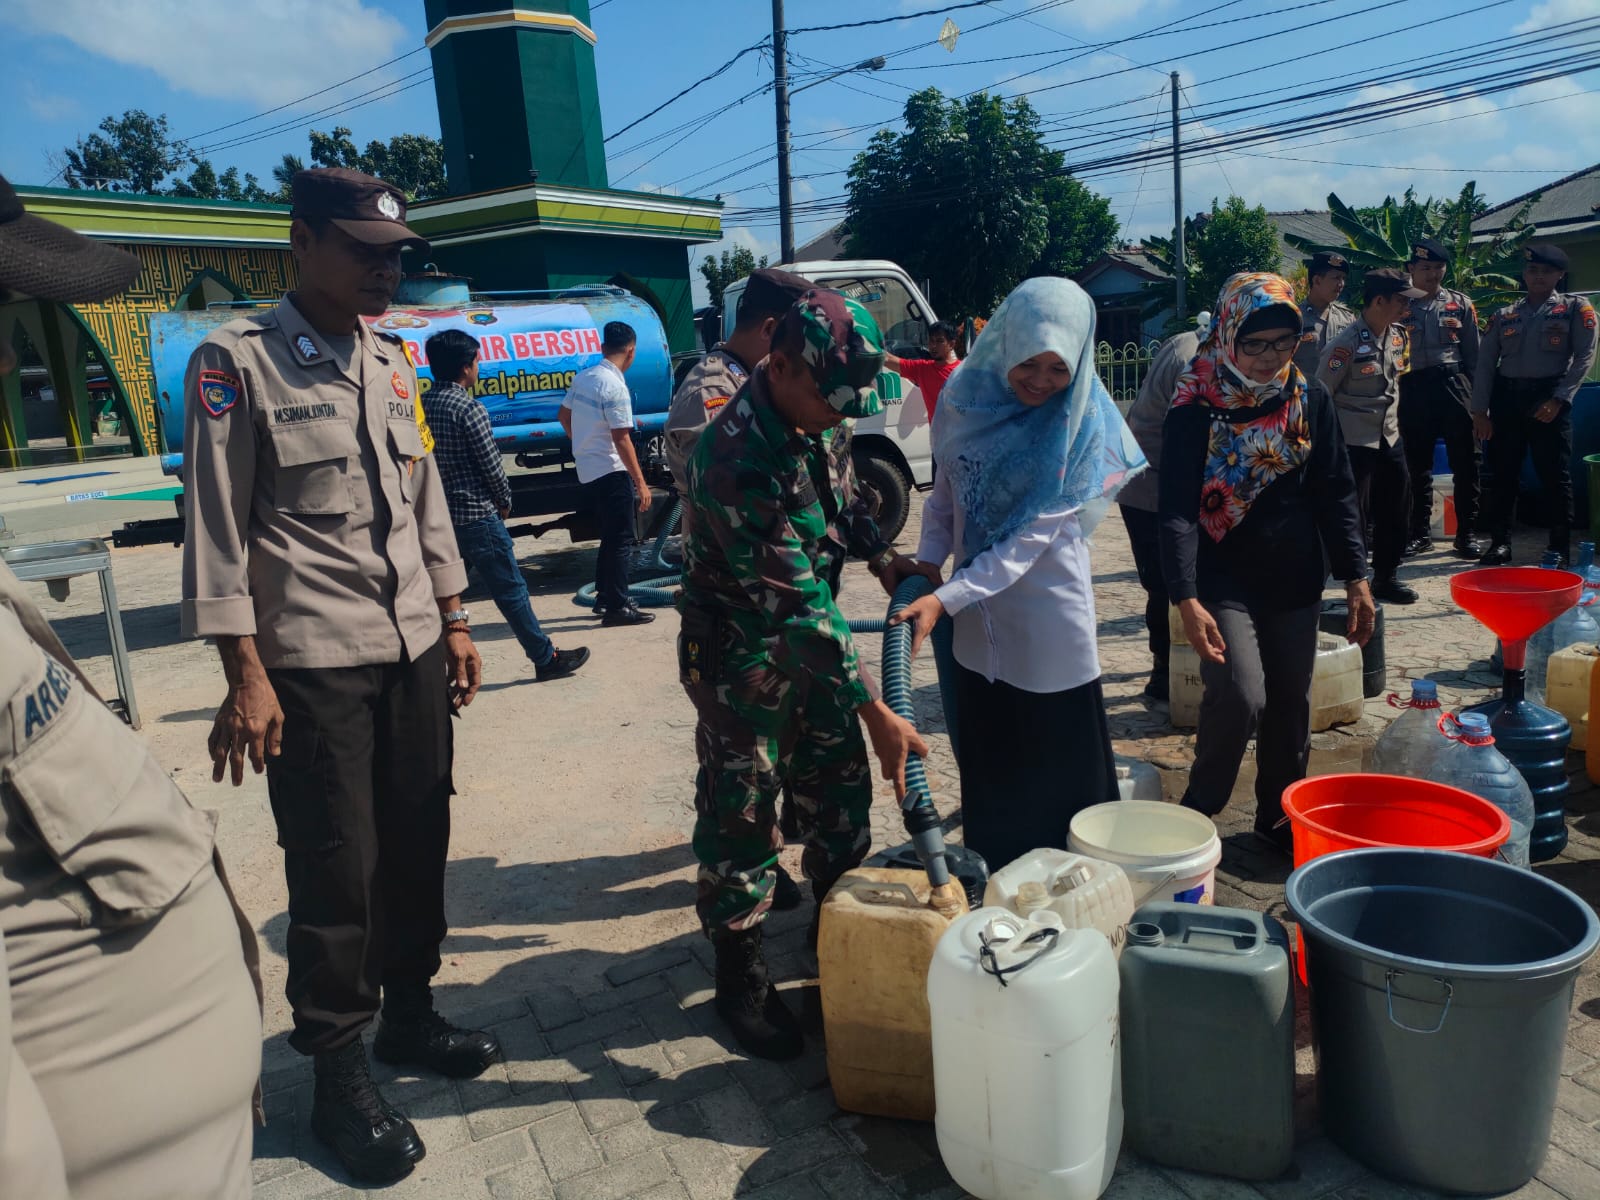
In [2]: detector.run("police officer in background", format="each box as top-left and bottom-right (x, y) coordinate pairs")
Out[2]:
(1293, 251), (1356, 380)
(0, 175), (261, 1199)
(1399, 237), (1484, 560)
(182, 167), (499, 1184)
(1319, 268), (1427, 606)
(1475, 243), (1599, 566)
(665, 266), (813, 489)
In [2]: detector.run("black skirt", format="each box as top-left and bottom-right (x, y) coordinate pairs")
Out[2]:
(951, 663), (1119, 874)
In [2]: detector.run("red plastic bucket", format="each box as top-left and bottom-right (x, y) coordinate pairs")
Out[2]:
(1280, 773), (1512, 983)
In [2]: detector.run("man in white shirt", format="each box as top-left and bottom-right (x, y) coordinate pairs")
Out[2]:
(560, 322), (655, 626)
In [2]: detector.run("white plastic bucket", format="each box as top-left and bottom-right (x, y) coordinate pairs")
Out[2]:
(1068, 801), (1222, 906)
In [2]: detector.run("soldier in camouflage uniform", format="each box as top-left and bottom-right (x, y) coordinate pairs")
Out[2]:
(679, 290), (933, 1060)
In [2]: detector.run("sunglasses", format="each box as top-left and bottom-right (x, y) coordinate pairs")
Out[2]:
(1236, 335), (1299, 356)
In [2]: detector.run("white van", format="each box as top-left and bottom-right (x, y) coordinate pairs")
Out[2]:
(721, 259), (938, 541)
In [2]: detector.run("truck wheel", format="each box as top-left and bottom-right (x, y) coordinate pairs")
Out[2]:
(853, 450), (911, 543)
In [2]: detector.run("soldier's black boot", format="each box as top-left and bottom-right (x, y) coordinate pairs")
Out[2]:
(712, 927), (803, 1061)
(771, 864), (803, 911)
(311, 1039), (426, 1183)
(374, 982), (503, 1079)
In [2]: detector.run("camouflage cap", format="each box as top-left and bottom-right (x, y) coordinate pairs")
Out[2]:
(777, 288), (885, 418)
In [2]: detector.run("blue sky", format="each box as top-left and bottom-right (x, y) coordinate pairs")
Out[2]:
(3, 0), (1597, 304)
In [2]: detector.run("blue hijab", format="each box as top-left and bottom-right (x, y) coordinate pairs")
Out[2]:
(933, 277), (1146, 566)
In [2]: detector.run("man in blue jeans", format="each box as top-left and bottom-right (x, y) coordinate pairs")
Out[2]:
(424, 329), (589, 681)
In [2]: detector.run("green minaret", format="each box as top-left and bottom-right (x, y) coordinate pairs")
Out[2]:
(425, 0), (608, 194)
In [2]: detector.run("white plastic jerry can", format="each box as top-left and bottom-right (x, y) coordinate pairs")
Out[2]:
(929, 909), (1123, 1200)
(982, 849), (1135, 956)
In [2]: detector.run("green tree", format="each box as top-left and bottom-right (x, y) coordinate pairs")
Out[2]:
(169, 160), (272, 203)
(1143, 195), (1283, 324)
(308, 127), (446, 199)
(60, 110), (189, 193)
(842, 88), (1118, 320)
(270, 154), (306, 204)
(699, 246), (767, 309)
(1284, 182), (1535, 314)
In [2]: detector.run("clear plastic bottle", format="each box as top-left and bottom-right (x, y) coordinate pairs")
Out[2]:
(1528, 591), (1598, 705)
(1579, 540), (1600, 590)
(1370, 679), (1447, 777)
(1435, 712), (1535, 867)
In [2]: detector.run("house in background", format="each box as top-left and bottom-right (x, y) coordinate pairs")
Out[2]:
(1077, 249), (1174, 345)
(1473, 163), (1600, 288)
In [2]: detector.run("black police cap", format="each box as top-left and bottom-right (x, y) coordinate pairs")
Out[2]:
(291, 167), (428, 252)
(1524, 243), (1570, 271)
(1364, 268), (1426, 301)
(1307, 251), (1349, 275)
(1409, 237), (1449, 265)
(737, 267), (815, 320)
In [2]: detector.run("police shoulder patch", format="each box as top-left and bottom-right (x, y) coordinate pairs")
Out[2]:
(1580, 301), (1597, 330)
(197, 369), (242, 418)
(1327, 352), (1349, 372)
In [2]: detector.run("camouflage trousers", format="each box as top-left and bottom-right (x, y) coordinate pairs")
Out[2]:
(683, 655), (873, 935)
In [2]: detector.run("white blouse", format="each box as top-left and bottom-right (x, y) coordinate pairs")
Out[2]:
(913, 469), (1101, 695)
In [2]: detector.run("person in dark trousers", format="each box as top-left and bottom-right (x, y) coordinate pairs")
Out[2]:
(1318, 268), (1426, 605)
(893, 277), (1147, 873)
(1399, 236), (1485, 560)
(181, 168), (501, 1184)
(1162, 272), (1373, 855)
(1474, 243), (1599, 567)
(424, 329), (588, 681)
(560, 322), (655, 625)
(1118, 311), (1210, 700)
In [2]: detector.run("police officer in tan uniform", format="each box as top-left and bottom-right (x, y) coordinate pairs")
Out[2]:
(1293, 251), (1356, 380)
(1474, 243), (1599, 566)
(665, 267), (813, 488)
(1398, 237), (1484, 560)
(181, 168), (499, 1184)
(1319, 268), (1427, 606)
(0, 174), (261, 1200)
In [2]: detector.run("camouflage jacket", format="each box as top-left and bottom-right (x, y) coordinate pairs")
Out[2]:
(681, 366), (889, 710)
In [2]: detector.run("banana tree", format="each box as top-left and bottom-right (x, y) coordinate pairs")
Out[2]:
(1286, 182), (1539, 318)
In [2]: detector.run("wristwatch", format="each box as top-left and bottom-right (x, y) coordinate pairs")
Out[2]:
(441, 607), (470, 628)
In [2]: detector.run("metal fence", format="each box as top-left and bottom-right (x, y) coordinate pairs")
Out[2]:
(1095, 339), (1162, 413)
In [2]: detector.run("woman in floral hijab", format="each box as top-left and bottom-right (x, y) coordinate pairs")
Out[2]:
(1159, 272), (1373, 852)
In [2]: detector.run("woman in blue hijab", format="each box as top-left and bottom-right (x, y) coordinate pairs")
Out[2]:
(891, 277), (1146, 871)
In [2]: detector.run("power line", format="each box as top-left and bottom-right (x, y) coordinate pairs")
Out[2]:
(192, 70), (434, 157)
(605, 40), (771, 143)
(176, 47), (429, 144)
(788, 0), (1002, 35)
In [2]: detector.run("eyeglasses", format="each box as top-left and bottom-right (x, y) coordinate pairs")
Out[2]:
(1236, 335), (1299, 355)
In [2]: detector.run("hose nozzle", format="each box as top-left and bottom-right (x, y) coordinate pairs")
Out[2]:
(901, 787), (952, 890)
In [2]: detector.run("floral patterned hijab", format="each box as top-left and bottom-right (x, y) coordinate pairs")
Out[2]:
(1171, 272), (1312, 542)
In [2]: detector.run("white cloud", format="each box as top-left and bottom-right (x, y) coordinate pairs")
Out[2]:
(1515, 0), (1597, 34)
(8, 0), (411, 108)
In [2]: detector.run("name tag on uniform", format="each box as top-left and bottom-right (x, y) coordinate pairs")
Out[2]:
(1358, 362), (1381, 377)
(273, 402), (339, 425)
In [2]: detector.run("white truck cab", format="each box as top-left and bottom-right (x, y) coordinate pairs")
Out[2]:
(721, 259), (937, 541)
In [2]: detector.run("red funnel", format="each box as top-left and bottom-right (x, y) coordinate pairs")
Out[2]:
(1451, 567), (1582, 670)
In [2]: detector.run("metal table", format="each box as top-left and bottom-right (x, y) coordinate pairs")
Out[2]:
(1, 538), (141, 728)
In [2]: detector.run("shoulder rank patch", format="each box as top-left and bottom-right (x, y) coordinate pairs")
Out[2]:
(391, 371), (410, 401)
(295, 333), (320, 362)
(198, 369), (241, 418)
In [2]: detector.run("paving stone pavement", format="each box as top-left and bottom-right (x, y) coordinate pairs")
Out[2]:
(17, 493), (1600, 1199)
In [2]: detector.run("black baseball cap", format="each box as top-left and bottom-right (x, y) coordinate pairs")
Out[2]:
(1525, 243), (1570, 270)
(0, 173), (141, 302)
(291, 167), (428, 252)
(1364, 268), (1426, 301)
(1307, 250), (1349, 276)
(1409, 237), (1450, 265)
(737, 267), (814, 319)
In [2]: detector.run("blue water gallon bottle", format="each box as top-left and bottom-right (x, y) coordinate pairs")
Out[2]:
(1436, 712), (1535, 866)
(1464, 667), (1570, 863)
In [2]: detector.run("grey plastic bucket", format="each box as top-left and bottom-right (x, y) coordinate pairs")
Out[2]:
(1285, 848), (1599, 1195)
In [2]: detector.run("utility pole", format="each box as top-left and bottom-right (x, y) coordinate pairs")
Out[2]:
(773, 0), (795, 263)
(1171, 70), (1186, 322)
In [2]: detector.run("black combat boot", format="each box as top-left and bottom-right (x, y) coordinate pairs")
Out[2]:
(712, 927), (803, 1061)
(373, 982), (503, 1079)
(311, 1039), (425, 1183)
(771, 864), (803, 911)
